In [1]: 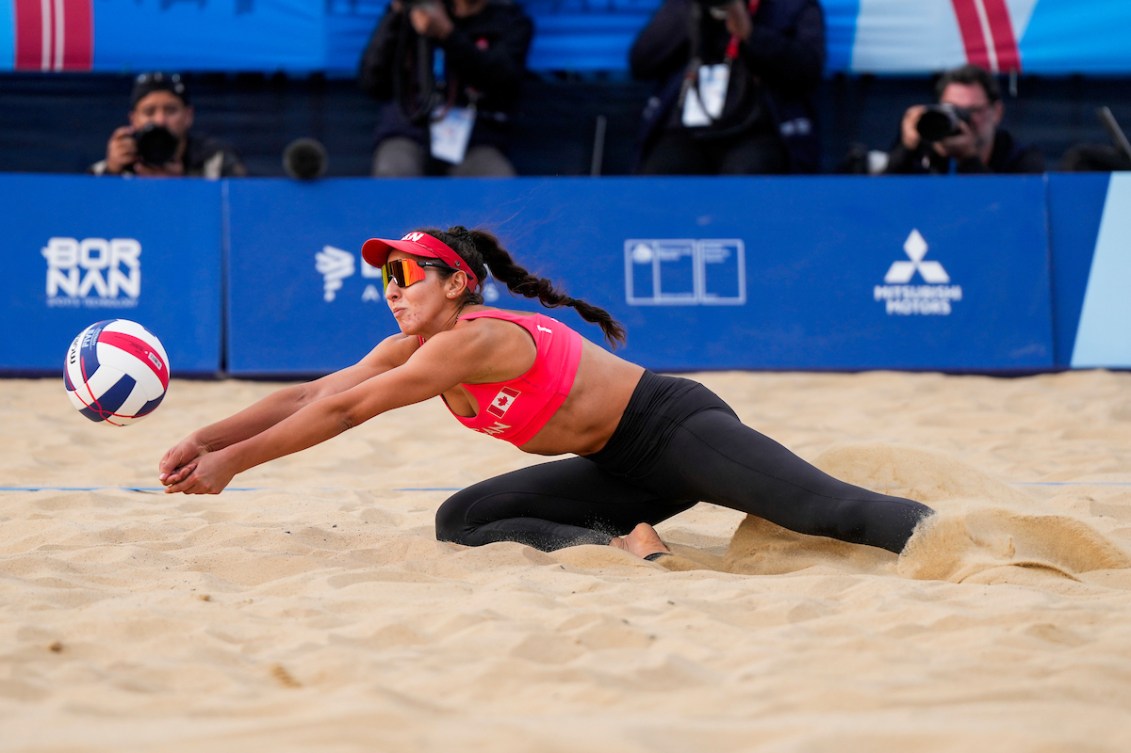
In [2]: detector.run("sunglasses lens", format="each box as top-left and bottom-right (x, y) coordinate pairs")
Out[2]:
(382, 259), (428, 289)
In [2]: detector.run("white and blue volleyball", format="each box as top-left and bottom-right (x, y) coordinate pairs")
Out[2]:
(63, 319), (170, 426)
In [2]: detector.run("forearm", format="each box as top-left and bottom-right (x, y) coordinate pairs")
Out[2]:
(219, 395), (359, 478)
(190, 382), (312, 452)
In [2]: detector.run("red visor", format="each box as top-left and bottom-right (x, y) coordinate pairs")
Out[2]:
(361, 232), (479, 292)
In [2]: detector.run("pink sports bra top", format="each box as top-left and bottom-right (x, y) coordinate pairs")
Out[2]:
(444, 309), (583, 446)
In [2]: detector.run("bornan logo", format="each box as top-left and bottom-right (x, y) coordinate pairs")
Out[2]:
(873, 229), (963, 316)
(43, 237), (141, 309)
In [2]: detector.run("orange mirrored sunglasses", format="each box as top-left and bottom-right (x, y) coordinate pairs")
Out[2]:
(382, 258), (454, 289)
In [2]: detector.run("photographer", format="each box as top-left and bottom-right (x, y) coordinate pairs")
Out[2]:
(883, 63), (1044, 175)
(89, 72), (246, 179)
(629, 0), (825, 175)
(357, 0), (533, 177)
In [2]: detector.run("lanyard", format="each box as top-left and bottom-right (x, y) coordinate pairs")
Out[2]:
(725, 0), (762, 60)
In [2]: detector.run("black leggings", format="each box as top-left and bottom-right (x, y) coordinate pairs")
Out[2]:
(435, 372), (934, 554)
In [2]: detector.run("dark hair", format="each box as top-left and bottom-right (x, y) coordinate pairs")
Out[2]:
(417, 226), (627, 348)
(935, 64), (1001, 104)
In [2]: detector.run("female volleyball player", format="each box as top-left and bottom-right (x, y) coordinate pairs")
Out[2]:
(159, 226), (934, 560)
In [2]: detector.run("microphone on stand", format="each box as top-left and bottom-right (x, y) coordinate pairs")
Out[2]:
(282, 138), (328, 180)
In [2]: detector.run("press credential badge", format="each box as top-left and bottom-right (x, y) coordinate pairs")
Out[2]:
(431, 106), (474, 164)
(682, 64), (729, 127)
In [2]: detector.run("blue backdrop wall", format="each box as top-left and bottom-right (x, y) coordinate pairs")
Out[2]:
(2, 173), (1127, 378)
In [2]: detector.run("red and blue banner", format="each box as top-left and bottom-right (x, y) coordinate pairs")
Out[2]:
(10, 0), (93, 71)
(2, 0), (1130, 75)
(848, 0), (1131, 74)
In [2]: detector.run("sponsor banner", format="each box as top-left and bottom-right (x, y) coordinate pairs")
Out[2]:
(0, 175), (223, 374)
(4, 0), (1131, 75)
(226, 176), (1052, 374)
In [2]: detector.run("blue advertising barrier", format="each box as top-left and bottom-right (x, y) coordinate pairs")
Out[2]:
(0, 175), (224, 375)
(226, 176), (1054, 375)
(11, 174), (1130, 377)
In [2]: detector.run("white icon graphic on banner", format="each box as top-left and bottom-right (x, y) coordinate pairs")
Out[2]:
(315, 245), (354, 302)
(884, 229), (950, 284)
(624, 239), (745, 306)
(874, 229), (962, 316)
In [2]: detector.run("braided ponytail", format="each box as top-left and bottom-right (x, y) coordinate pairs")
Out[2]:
(422, 226), (626, 347)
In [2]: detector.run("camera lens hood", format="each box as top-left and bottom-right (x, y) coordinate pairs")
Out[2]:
(134, 124), (179, 166)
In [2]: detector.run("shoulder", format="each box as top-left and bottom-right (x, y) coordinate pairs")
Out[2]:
(992, 129), (1046, 173)
(185, 132), (226, 157)
(449, 308), (541, 346)
(185, 132), (247, 176)
(459, 308), (552, 331)
(404, 315), (530, 385)
(371, 331), (423, 361)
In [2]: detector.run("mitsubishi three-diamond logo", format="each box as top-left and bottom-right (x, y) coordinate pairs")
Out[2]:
(884, 229), (949, 284)
(873, 229), (963, 316)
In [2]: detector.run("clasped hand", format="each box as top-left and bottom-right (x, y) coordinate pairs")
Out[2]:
(159, 441), (235, 494)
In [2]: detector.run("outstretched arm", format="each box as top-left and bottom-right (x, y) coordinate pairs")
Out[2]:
(160, 325), (493, 494)
(159, 333), (418, 487)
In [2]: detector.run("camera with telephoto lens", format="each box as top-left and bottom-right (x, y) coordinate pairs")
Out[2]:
(916, 104), (973, 143)
(132, 123), (179, 166)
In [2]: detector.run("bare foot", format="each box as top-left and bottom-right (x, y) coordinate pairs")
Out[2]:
(609, 523), (671, 560)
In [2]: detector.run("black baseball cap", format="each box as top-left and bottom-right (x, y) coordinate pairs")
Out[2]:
(130, 72), (189, 109)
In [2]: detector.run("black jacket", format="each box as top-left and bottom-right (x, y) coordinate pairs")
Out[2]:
(629, 0), (826, 173)
(884, 128), (1046, 174)
(358, 0), (533, 151)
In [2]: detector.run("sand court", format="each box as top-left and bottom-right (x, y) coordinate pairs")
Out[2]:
(3, 370), (1131, 752)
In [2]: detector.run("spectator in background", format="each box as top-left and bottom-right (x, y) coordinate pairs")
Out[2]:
(628, 0), (825, 175)
(357, 0), (533, 177)
(89, 72), (246, 179)
(1058, 107), (1131, 172)
(1059, 143), (1131, 172)
(883, 63), (1044, 175)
